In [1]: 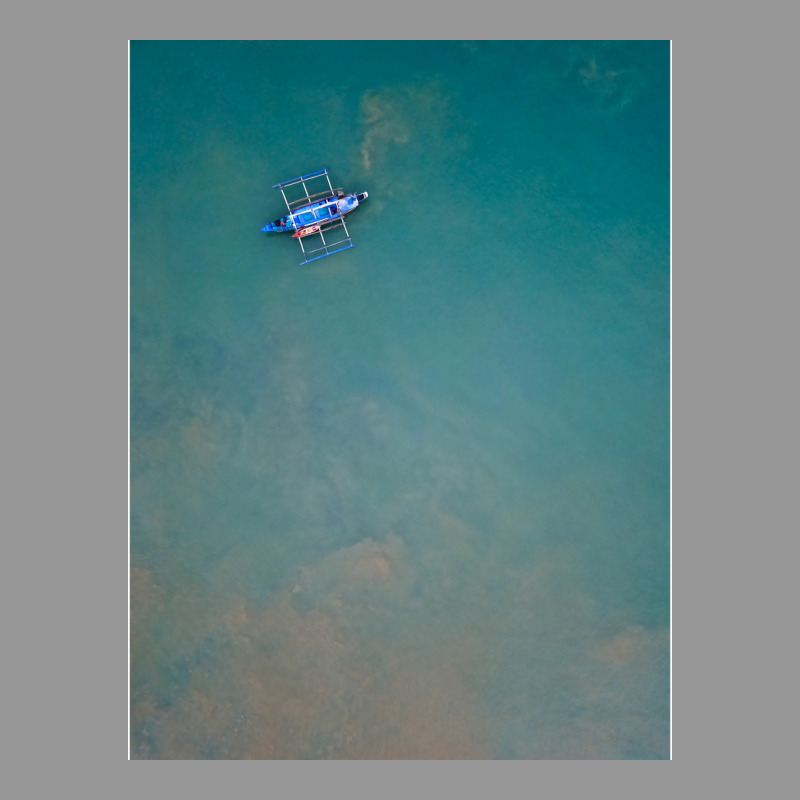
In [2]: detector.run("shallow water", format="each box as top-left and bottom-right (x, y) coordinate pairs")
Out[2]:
(130, 40), (670, 759)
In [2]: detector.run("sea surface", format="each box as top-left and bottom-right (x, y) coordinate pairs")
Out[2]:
(130, 40), (670, 759)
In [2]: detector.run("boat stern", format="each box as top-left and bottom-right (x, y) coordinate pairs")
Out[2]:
(262, 216), (293, 233)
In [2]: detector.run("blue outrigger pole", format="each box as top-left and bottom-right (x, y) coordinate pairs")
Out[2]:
(262, 168), (368, 265)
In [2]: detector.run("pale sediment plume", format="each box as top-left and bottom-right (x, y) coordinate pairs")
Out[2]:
(132, 512), (668, 758)
(596, 626), (648, 666)
(179, 399), (223, 466)
(130, 340), (669, 758)
(230, 595), (492, 759)
(549, 625), (670, 759)
(568, 42), (644, 116)
(358, 81), (457, 173)
(133, 533), (492, 758)
(359, 90), (410, 171)
(130, 567), (164, 654)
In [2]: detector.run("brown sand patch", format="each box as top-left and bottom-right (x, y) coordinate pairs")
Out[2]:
(130, 567), (163, 625)
(346, 537), (399, 585)
(568, 44), (644, 116)
(130, 567), (164, 658)
(159, 687), (250, 760)
(358, 82), (455, 172)
(151, 532), (494, 758)
(596, 627), (646, 666)
(292, 535), (410, 607)
(594, 625), (669, 669)
(180, 400), (222, 466)
(342, 637), (491, 760)
(232, 627), (492, 759)
(359, 91), (410, 170)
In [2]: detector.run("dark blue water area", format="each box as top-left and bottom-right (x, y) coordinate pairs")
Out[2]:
(130, 40), (670, 759)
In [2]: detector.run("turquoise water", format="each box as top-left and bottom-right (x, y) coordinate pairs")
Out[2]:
(130, 41), (670, 759)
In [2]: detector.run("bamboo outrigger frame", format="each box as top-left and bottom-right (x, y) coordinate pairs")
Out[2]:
(270, 168), (362, 265)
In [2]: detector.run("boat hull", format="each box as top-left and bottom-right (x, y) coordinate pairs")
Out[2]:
(262, 191), (368, 233)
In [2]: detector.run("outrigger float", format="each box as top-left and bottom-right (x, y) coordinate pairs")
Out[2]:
(262, 168), (368, 265)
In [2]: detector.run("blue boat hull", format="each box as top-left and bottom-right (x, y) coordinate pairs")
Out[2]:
(262, 191), (368, 233)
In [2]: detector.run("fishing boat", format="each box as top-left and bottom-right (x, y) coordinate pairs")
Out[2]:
(262, 168), (368, 264)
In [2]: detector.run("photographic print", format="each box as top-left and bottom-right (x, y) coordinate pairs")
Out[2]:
(130, 40), (670, 759)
